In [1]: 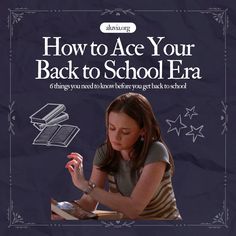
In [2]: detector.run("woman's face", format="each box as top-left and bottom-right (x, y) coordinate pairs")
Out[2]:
(108, 111), (143, 152)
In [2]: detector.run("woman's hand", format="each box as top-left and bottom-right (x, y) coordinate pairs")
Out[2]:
(65, 152), (87, 191)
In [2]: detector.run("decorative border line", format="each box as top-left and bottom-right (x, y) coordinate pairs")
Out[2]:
(221, 101), (228, 135)
(7, 8), (228, 229)
(8, 101), (15, 135)
(101, 8), (135, 16)
(101, 220), (135, 228)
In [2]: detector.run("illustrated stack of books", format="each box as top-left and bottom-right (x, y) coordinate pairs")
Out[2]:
(30, 103), (79, 147)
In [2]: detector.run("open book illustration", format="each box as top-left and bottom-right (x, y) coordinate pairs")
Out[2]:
(30, 103), (79, 147)
(33, 124), (79, 147)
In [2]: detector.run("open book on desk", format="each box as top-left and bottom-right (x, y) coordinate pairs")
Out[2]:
(51, 199), (97, 220)
(51, 199), (124, 220)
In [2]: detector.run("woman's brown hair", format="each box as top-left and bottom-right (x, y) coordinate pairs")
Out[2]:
(99, 93), (174, 175)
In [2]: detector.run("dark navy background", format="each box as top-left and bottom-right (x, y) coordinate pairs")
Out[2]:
(0, 0), (236, 236)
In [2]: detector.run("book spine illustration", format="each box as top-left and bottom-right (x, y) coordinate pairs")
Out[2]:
(33, 123), (45, 131)
(43, 104), (66, 123)
(32, 113), (69, 130)
(47, 112), (69, 125)
(30, 103), (66, 124)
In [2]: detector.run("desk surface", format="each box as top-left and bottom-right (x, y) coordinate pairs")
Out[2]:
(51, 200), (164, 220)
(93, 210), (124, 220)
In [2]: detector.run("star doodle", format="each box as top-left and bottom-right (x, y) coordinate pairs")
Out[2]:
(185, 125), (204, 143)
(184, 106), (198, 120)
(166, 114), (187, 136)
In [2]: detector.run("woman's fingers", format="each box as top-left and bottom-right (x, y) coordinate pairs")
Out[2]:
(66, 165), (74, 173)
(65, 158), (83, 174)
(67, 153), (83, 168)
(67, 154), (83, 164)
(66, 159), (80, 166)
(70, 152), (81, 156)
(65, 152), (85, 190)
(67, 152), (83, 160)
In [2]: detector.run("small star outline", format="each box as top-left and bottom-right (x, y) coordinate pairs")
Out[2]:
(185, 125), (204, 143)
(166, 114), (187, 136)
(184, 106), (198, 120)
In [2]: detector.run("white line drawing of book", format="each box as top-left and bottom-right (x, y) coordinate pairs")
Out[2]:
(33, 112), (69, 131)
(30, 103), (66, 124)
(33, 124), (79, 147)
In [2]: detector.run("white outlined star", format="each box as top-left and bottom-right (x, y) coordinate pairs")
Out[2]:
(186, 125), (204, 143)
(184, 106), (198, 120)
(166, 114), (187, 136)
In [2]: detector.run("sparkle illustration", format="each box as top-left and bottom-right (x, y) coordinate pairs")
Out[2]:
(186, 125), (204, 143)
(166, 114), (187, 136)
(184, 106), (198, 119)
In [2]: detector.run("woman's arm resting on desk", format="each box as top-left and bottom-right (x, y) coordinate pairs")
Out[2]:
(89, 162), (166, 219)
(66, 154), (166, 219)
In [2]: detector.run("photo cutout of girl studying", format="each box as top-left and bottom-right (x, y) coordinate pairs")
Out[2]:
(65, 93), (181, 220)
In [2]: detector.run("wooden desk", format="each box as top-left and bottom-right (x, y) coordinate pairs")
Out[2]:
(51, 200), (124, 220)
(93, 210), (124, 220)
